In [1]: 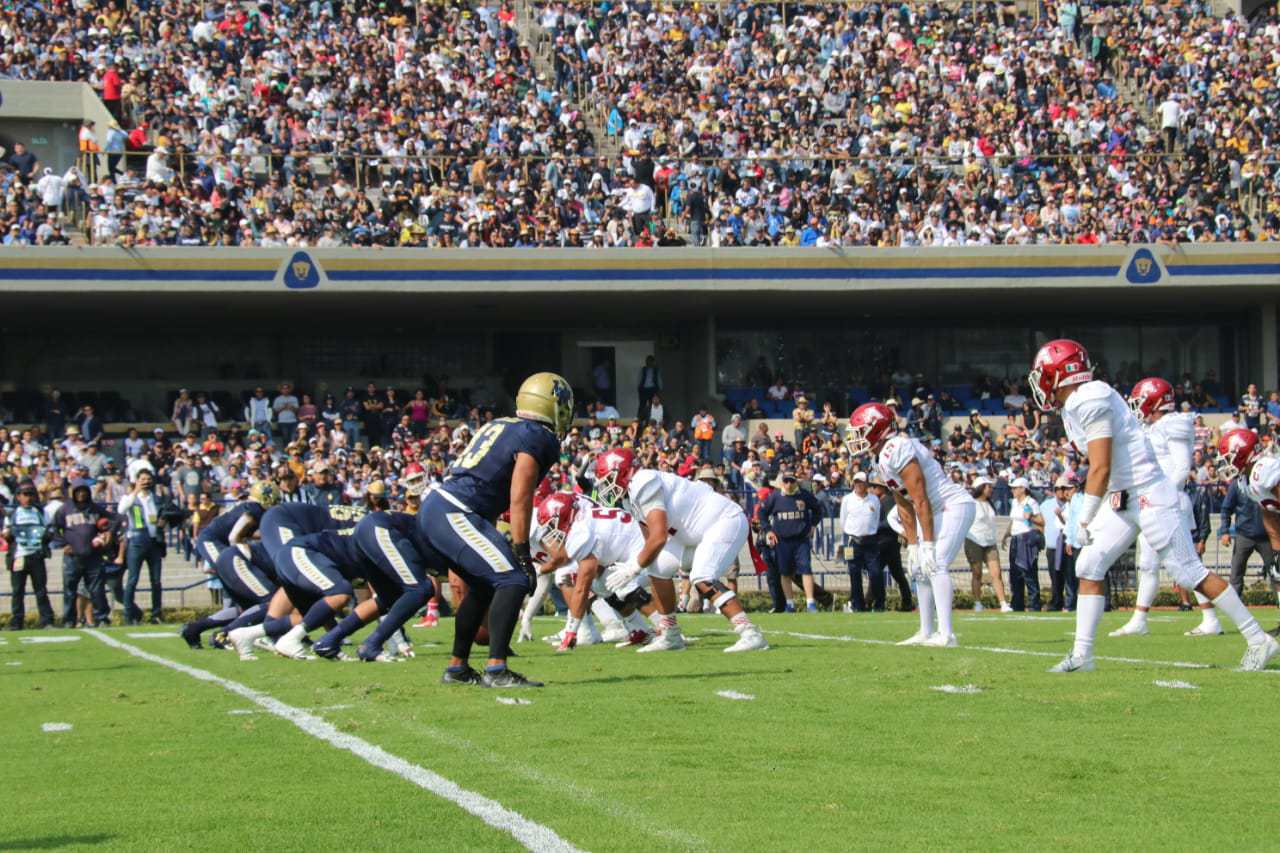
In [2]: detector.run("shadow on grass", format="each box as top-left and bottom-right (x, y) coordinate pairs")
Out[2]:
(1, 834), (116, 849)
(565, 669), (792, 686)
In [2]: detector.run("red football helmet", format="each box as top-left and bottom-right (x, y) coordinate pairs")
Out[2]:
(846, 403), (898, 457)
(594, 447), (637, 506)
(1128, 377), (1174, 421)
(534, 492), (577, 548)
(534, 476), (555, 505)
(1217, 428), (1261, 481)
(402, 462), (427, 496)
(1029, 339), (1093, 411)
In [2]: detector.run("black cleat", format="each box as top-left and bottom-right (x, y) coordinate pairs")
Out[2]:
(313, 642), (345, 660)
(440, 665), (484, 685)
(209, 631), (229, 650)
(480, 667), (543, 688)
(181, 622), (203, 649)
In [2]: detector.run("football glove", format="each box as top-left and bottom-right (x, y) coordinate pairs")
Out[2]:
(605, 560), (643, 594)
(906, 543), (920, 574)
(1077, 523), (1093, 548)
(513, 541), (536, 585)
(556, 631), (577, 653)
(918, 541), (938, 575)
(518, 620), (534, 643)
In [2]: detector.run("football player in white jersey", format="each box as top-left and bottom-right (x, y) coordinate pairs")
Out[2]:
(533, 492), (668, 652)
(847, 402), (976, 647)
(595, 448), (769, 653)
(1110, 378), (1223, 638)
(1029, 340), (1278, 672)
(1217, 429), (1280, 637)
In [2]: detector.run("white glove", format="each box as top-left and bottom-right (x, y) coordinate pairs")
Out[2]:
(1077, 523), (1093, 548)
(517, 620), (534, 643)
(918, 541), (938, 575)
(394, 638), (415, 659)
(605, 560), (643, 594)
(905, 543), (920, 574)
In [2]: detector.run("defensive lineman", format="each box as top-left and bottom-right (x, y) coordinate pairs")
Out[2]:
(1110, 378), (1222, 638)
(847, 402), (976, 647)
(595, 448), (768, 653)
(1029, 340), (1277, 672)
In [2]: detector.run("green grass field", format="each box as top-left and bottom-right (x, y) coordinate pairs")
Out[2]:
(5, 609), (1279, 852)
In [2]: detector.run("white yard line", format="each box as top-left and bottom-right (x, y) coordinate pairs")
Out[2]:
(725, 628), (1280, 674)
(85, 630), (585, 853)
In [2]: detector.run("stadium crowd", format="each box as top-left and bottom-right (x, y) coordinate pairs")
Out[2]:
(1, 0), (1278, 246)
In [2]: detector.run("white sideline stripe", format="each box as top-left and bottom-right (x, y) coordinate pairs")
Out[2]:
(20, 635), (81, 644)
(42, 722), (73, 732)
(84, 630), (585, 853)
(737, 629), (1280, 674)
(715, 690), (754, 701)
(127, 632), (181, 639)
(1154, 680), (1199, 690)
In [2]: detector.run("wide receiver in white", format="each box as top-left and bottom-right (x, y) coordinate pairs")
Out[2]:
(1219, 427), (1280, 563)
(1029, 339), (1278, 672)
(847, 402), (975, 647)
(594, 448), (769, 653)
(1110, 377), (1223, 638)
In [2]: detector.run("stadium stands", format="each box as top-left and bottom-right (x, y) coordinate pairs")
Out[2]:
(1, 0), (1276, 246)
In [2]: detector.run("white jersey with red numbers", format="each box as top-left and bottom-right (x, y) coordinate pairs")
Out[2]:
(1147, 412), (1195, 485)
(1245, 456), (1280, 514)
(876, 434), (970, 512)
(565, 505), (645, 568)
(626, 469), (740, 547)
(1062, 380), (1162, 492)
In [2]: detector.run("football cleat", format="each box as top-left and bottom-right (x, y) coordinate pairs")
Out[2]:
(600, 624), (628, 644)
(616, 629), (653, 648)
(227, 627), (258, 660)
(357, 643), (398, 663)
(1239, 635), (1280, 672)
(543, 629), (565, 646)
(806, 602), (818, 613)
(252, 637), (276, 654)
(1047, 654), (1096, 673)
(1108, 622), (1149, 638)
(724, 628), (768, 653)
(440, 665), (484, 685)
(313, 643), (353, 661)
(637, 630), (686, 653)
(180, 622), (203, 649)
(413, 612), (439, 629)
(923, 632), (958, 648)
(481, 667), (544, 688)
(274, 629), (312, 660)
(896, 630), (930, 646)
(1185, 623), (1225, 637)
(1000, 603), (1014, 613)
(210, 631), (229, 650)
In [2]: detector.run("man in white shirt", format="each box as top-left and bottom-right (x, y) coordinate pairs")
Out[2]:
(1043, 477), (1074, 611)
(273, 382), (300, 445)
(1158, 94), (1181, 152)
(116, 470), (167, 625)
(621, 175), (655, 235)
(840, 472), (881, 611)
(1003, 477), (1044, 611)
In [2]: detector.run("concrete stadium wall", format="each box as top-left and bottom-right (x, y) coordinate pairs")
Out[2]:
(0, 81), (115, 174)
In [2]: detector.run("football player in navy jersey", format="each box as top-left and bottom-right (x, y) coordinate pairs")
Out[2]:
(258, 500), (369, 560)
(181, 541), (279, 648)
(418, 372), (571, 688)
(227, 527), (373, 660)
(183, 481), (281, 646)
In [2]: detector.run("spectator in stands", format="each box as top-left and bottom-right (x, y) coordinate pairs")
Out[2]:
(1241, 383), (1263, 431)
(76, 405), (103, 447)
(273, 383), (300, 446)
(964, 477), (1010, 612)
(194, 392), (219, 437)
(5, 142), (38, 180)
(3, 482), (55, 630)
(244, 387), (272, 436)
(692, 408), (716, 460)
(171, 389), (194, 436)
(792, 396), (814, 445)
(721, 413), (746, 462)
(362, 383), (385, 447)
(637, 357), (663, 420)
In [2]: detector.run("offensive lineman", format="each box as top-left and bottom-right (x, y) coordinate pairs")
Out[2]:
(594, 448), (768, 653)
(1110, 378), (1223, 638)
(847, 402), (975, 647)
(1029, 340), (1277, 672)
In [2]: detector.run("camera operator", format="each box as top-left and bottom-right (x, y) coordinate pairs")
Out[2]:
(116, 469), (167, 624)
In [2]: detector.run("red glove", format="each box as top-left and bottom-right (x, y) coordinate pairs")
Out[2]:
(556, 631), (577, 653)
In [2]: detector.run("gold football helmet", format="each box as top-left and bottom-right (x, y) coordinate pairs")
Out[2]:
(515, 372), (574, 438)
(249, 480), (282, 508)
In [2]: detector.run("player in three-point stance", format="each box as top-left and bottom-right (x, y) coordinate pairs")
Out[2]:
(1029, 340), (1277, 672)
(594, 448), (768, 653)
(847, 402), (976, 647)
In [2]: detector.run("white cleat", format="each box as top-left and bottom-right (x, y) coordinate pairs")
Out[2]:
(637, 629), (686, 653)
(896, 630), (930, 646)
(1240, 635), (1280, 672)
(274, 635), (314, 660)
(923, 632), (958, 648)
(543, 630), (564, 645)
(228, 627), (258, 660)
(253, 637), (277, 653)
(1185, 623), (1225, 637)
(600, 624), (628, 644)
(1108, 622), (1149, 638)
(724, 628), (769, 653)
(1047, 654), (1095, 673)
(1000, 603), (1014, 613)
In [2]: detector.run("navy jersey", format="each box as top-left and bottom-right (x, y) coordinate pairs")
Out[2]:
(440, 416), (560, 521)
(290, 529), (367, 579)
(197, 501), (265, 549)
(759, 490), (820, 539)
(355, 511), (448, 580)
(242, 541), (278, 582)
(260, 502), (366, 557)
